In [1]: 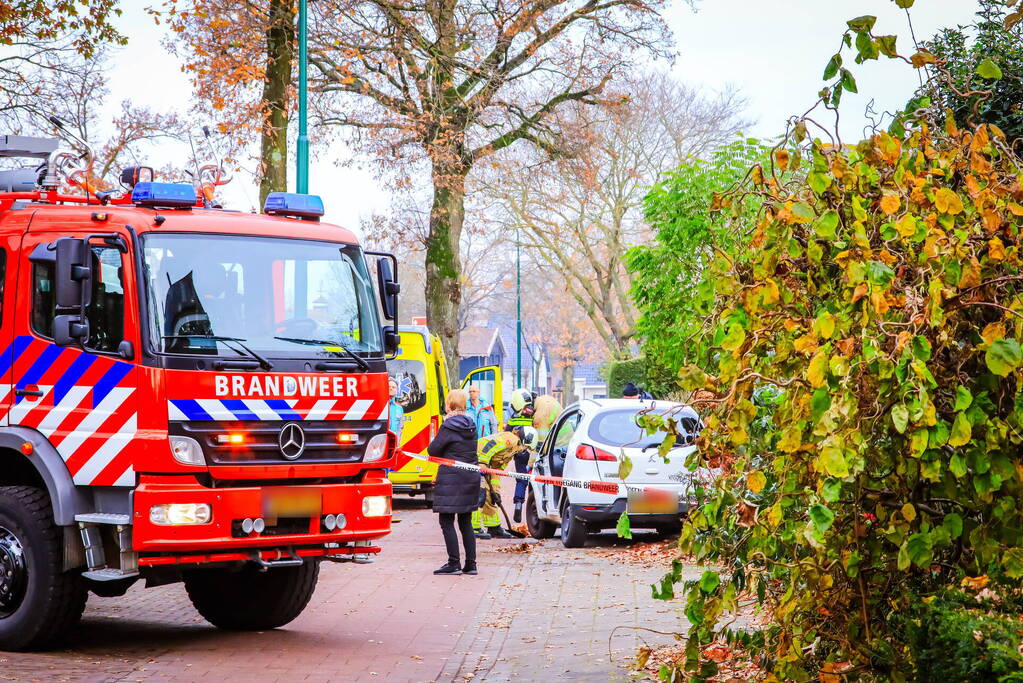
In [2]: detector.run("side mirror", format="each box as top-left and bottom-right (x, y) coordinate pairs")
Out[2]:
(53, 314), (89, 346)
(55, 238), (92, 309)
(375, 258), (399, 321)
(381, 327), (399, 356)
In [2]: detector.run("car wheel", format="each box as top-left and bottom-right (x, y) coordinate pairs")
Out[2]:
(525, 488), (555, 539)
(559, 504), (588, 548)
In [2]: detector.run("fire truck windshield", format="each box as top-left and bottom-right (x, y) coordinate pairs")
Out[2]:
(141, 233), (383, 358)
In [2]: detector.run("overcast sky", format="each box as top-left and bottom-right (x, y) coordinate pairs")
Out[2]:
(100, 0), (980, 231)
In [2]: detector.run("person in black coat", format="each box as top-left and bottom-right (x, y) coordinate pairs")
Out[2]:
(428, 389), (480, 575)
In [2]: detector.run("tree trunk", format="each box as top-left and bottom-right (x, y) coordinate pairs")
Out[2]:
(561, 363), (576, 405)
(425, 158), (467, 385)
(258, 0), (295, 205)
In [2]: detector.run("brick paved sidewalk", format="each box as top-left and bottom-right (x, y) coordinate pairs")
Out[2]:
(438, 531), (704, 683)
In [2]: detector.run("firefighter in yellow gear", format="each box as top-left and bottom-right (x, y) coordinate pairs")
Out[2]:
(472, 431), (520, 539)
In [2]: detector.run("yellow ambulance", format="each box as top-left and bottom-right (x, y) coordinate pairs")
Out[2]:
(387, 325), (503, 503)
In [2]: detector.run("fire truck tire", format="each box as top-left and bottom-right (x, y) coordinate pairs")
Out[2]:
(0, 486), (88, 651)
(184, 559), (320, 631)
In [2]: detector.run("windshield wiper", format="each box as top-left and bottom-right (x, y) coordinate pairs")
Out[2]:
(273, 336), (370, 371)
(163, 334), (274, 371)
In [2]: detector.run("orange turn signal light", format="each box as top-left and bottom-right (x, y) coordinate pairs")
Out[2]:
(216, 433), (246, 445)
(337, 432), (358, 444)
(20, 441), (33, 455)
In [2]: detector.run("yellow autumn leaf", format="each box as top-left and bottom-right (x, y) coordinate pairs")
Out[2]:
(934, 187), (964, 215)
(871, 289), (890, 315)
(851, 283), (869, 303)
(880, 194), (900, 215)
(775, 149), (790, 171)
(793, 334), (819, 354)
(959, 258), (982, 289)
(989, 236), (1007, 260)
(761, 279), (780, 306)
(982, 322), (1006, 345)
(808, 351), (829, 388)
(901, 503), (916, 522)
(747, 470), (767, 494)
(1008, 202), (1023, 217)
(895, 213), (917, 237)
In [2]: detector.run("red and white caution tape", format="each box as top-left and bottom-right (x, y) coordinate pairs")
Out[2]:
(401, 450), (692, 501)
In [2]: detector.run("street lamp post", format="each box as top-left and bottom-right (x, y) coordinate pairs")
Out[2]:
(296, 0), (309, 193)
(516, 225), (522, 389)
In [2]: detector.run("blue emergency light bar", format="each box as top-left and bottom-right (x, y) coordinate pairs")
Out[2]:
(263, 192), (324, 219)
(131, 182), (197, 208)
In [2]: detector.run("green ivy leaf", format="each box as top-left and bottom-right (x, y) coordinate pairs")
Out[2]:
(792, 202), (816, 221)
(815, 210), (840, 239)
(821, 478), (842, 502)
(895, 0), (914, 7)
(846, 15), (877, 32)
(866, 261), (895, 285)
(911, 336), (931, 361)
(898, 541), (911, 570)
(986, 338), (1022, 376)
(948, 412), (972, 447)
(699, 570), (720, 594)
(891, 404), (909, 434)
(617, 454), (633, 480)
(820, 446), (849, 478)
(616, 511), (632, 539)
(950, 453), (968, 478)
(942, 513), (963, 539)
(840, 68), (858, 93)
(808, 171), (832, 195)
(907, 532), (933, 568)
(823, 53), (842, 80)
(1002, 548), (1023, 579)
(809, 504), (835, 532)
(877, 35), (898, 58)
(721, 322), (746, 351)
(976, 58), (1003, 80)
(953, 386), (973, 411)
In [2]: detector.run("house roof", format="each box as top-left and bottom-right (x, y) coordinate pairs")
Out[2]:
(459, 325), (501, 357)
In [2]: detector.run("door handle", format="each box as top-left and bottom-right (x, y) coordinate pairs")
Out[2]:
(14, 387), (43, 398)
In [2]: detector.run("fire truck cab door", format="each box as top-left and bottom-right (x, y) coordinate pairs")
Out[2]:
(9, 229), (140, 487)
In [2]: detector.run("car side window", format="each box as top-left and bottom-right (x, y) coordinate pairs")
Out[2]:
(553, 412), (580, 449)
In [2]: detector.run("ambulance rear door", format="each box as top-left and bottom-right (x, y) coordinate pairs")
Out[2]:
(461, 365), (503, 427)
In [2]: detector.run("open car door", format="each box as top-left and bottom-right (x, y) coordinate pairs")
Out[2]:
(460, 365), (503, 427)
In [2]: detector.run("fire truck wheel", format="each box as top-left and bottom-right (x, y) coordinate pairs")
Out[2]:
(0, 486), (88, 651)
(183, 559), (320, 631)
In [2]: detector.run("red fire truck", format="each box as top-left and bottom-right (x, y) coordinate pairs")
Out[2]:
(0, 134), (400, 650)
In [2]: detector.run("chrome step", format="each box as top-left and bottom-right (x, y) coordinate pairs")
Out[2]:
(75, 513), (131, 525)
(82, 567), (139, 582)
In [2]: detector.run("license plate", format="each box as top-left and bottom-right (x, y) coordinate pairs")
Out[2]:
(263, 487), (322, 521)
(627, 490), (679, 514)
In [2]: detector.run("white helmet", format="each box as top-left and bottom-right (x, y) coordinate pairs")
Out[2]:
(509, 388), (534, 413)
(516, 426), (539, 449)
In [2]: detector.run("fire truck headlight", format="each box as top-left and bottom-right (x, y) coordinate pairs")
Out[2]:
(362, 495), (391, 518)
(363, 433), (388, 462)
(150, 503), (212, 525)
(169, 436), (205, 466)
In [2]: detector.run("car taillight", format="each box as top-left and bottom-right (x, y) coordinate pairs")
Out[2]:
(576, 444), (618, 462)
(430, 415), (439, 441)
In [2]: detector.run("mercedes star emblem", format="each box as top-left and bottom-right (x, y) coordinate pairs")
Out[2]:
(278, 422), (306, 460)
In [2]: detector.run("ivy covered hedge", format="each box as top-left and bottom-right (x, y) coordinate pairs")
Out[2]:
(605, 356), (648, 398)
(633, 85), (1023, 683)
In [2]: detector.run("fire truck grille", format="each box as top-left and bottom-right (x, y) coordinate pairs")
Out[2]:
(170, 420), (383, 465)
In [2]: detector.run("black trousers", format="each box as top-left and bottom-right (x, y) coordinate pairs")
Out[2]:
(513, 450), (529, 503)
(438, 512), (476, 565)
